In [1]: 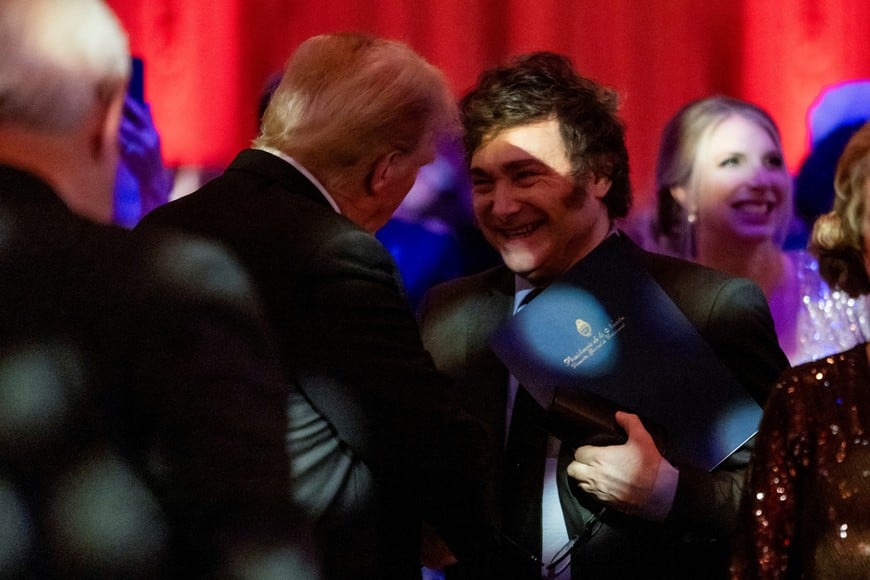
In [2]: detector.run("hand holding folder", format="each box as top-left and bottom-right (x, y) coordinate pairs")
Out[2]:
(489, 235), (761, 471)
(548, 386), (667, 451)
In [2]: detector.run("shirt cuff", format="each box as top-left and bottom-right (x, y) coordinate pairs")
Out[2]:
(646, 458), (679, 521)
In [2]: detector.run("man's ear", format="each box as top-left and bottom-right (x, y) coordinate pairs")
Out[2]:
(587, 174), (612, 200)
(88, 86), (125, 161)
(367, 150), (401, 197)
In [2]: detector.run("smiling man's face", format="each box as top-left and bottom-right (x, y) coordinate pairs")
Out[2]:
(469, 118), (611, 285)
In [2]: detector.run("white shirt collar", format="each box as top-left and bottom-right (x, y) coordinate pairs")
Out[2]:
(256, 146), (341, 214)
(513, 275), (538, 314)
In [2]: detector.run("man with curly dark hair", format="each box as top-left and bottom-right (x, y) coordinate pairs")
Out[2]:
(419, 52), (788, 579)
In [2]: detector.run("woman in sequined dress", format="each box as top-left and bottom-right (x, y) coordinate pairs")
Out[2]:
(731, 121), (870, 578)
(652, 96), (869, 365)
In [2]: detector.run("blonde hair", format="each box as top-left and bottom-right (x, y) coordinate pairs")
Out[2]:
(810, 121), (870, 296)
(0, 0), (130, 132)
(654, 96), (786, 257)
(253, 33), (458, 194)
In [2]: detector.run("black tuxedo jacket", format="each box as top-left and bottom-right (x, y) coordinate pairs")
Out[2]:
(418, 232), (789, 579)
(0, 165), (310, 578)
(140, 149), (496, 579)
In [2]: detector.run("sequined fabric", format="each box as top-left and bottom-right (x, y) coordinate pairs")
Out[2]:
(790, 250), (870, 365)
(732, 344), (870, 579)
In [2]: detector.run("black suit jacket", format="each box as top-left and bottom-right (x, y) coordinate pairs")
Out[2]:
(418, 232), (789, 579)
(140, 149), (496, 579)
(0, 165), (313, 578)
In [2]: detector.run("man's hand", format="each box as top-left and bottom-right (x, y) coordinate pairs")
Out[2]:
(567, 411), (677, 521)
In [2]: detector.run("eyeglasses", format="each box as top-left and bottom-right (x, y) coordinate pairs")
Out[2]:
(502, 506), (606, 578)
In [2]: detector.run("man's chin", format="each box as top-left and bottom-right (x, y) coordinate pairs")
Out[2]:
(500, 253), (536, 276)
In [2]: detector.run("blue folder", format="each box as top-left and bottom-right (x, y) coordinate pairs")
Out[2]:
(489, 236), (762, 471)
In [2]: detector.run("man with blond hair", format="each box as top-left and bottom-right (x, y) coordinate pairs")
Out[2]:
(141, 33), (496, 579)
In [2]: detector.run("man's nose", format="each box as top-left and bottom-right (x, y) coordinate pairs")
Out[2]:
(490, 183), (522, 216)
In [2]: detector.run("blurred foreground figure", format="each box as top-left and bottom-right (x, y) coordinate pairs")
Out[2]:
(141, 33), (497, 579)
(0, 0), (317, 577)
(732, 120), (870, 579)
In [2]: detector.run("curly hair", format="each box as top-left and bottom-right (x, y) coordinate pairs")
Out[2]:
(459, 51), (631, 219)
(810, 120), (870, 297)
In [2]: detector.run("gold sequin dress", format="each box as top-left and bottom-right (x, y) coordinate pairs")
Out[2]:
(732, 344), (870, 578)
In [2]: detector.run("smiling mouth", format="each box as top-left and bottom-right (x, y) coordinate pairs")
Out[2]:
(732, 200), (775, 215)
(499, 222), (543, 239)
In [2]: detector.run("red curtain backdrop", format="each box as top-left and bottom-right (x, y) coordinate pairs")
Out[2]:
(106, 0), (870, 210)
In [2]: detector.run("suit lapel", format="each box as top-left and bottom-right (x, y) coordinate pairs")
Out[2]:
(465, 269), (514, 529)
(469, 272), (513, 370)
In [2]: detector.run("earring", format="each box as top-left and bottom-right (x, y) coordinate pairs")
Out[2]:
(683, 211), (697, 259)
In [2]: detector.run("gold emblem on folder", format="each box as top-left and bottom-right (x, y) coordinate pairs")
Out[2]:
(575, 319), (592, 337)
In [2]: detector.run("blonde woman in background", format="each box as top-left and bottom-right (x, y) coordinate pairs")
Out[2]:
(653, 95), (869, 365)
